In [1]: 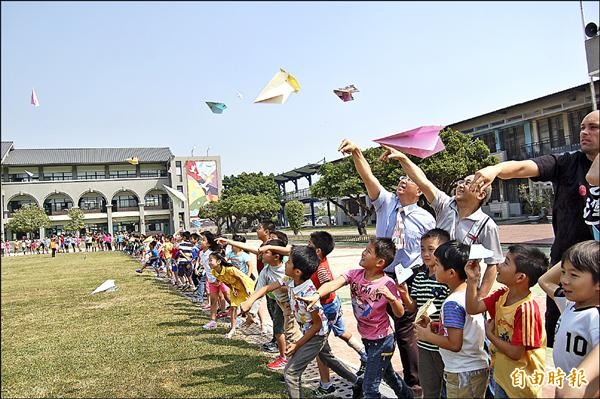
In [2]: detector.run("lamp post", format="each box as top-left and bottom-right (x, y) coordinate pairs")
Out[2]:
(580, 1), (599, 111)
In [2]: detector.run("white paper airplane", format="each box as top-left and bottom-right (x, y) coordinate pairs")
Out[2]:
(92, 279), (117, 294)
(415, 298), (437, 324)
(24, 170), (34, 178)
(469, 244), (494, 260)
(395, 266), (414, 285)
(163, 184), (187, 203)
(254, 68), (300, 104)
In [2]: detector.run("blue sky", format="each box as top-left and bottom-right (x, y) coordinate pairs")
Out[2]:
(2, 1), (599, 180)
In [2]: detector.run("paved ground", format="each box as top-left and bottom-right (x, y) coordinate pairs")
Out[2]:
(237, 223), (557, 397)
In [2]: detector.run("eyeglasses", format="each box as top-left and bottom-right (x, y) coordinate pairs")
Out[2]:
(398, 176), (414, 183)
(454, 179), (473, 187)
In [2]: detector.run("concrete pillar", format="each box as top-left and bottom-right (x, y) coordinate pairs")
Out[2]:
(562, 113), (571, 144)
(531, 120), (539, 142)
(106, 205), (113, 234)
(139, 204), (146, 234)
(39, 227), (45, 239)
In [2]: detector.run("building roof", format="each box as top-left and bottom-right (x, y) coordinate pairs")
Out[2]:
(274, 163), (322, 183)
(448, 82), (592, 128)
(1, 141), (14, 163)
(1, 146), (173, 166)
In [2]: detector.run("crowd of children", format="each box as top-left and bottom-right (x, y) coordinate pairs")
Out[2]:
(128, 218), (598, 399)
(1, 231), (122, 257)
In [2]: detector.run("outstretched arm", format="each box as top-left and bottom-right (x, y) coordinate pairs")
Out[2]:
(338, 139), (382, 201)
(380, 145), (439, 204)
(465, 260), (488, 314)
(587, 153), (600, 186)
(471, 160), (540, 193)
(217, 237), (259, 255)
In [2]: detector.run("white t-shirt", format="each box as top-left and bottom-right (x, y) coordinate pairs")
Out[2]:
(288, 279), (329, 336)
(255, 263), (289, 303)
(438, 290), (488, 373)
(553, 289), (600, 372)
(200, 249), (215, 283)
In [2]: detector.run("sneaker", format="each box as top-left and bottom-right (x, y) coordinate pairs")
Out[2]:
(261, 341), (279, 353)
(216, 311), (228, 319)
(352, 381), (363, 399)
(357, 360), (367, 377)
(313, 384), (336, 397)
(202, 320), (217, 330)
(135, 269), (142, 273)
(224, 330), (235, 339)
(266, 356), (288, 370)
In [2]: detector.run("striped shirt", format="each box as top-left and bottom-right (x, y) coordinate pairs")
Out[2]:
(411, 269), (449, 351)
(177, 241), (194, 265)
(309, 257), (336, 305)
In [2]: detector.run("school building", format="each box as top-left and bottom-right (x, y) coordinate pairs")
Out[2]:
(0, 143), (221, 240)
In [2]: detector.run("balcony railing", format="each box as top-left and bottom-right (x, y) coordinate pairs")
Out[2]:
(46, 209), (70, 216)
(81, 207), (107, 214)
(282, 188), (313, 201)
(504, 138), (581, 161)
(144, 203), (170, 211)
(113, 206), (139, 212)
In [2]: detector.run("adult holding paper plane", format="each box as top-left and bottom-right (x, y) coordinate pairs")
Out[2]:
(379, 144), (503, 299)
(339, 139), (435, 395)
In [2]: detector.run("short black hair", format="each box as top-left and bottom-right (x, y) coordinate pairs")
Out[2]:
(264, 239), (286, 261)
(369, 238), (396, 268)
(271, 231), (289, 246)
(310, 231), (335, 257)
(290, 245), (319, 281)
(209, 251), (233, 267)
(182, 231), (191, 240)
(232, 234), (246, 243)
(508, 245), (549, 287)
(260, 220), (277, 233)
(190, 233), (200, 241)
(562, 240), (599, 284)
(421, 228), (451, 245)
(434, 240), (470, 280)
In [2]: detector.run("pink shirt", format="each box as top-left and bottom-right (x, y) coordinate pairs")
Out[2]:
(343, 268), (400, 340)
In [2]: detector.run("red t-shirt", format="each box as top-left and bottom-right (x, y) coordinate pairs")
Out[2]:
(310, 257), (336, 305)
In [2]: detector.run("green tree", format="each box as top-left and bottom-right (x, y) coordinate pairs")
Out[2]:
(284, 201), (305, 235)
(311, 129), (498, 235)
(6, 204), (51, 236)
(197, 200), (228, 235)
(65, 208), (85, 233)
(226, 194), (281, 234)
(222, 172), (280, 201)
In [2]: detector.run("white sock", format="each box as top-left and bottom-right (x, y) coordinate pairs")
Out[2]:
(320, 381), (332, 389)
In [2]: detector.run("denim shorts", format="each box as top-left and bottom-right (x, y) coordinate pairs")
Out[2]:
(322, 296), (346, 337)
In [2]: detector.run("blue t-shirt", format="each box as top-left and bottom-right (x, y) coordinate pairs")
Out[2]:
(228, 250), (250, 275)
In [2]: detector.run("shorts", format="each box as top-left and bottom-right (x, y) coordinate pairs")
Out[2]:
(322, 296), (346, 337)
(444, 367), (489, 398)
(267, 296), (284, 335)
(171, 264), (178, 273)
(177, 262), (189, 277)
(207, 281), (229, 295)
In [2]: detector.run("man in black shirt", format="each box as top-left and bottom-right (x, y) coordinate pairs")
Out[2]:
(469, 109), (599, 347)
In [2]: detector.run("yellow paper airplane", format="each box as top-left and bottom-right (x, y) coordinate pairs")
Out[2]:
(127, 157), (139, 165)
(254, 68), (300, 104)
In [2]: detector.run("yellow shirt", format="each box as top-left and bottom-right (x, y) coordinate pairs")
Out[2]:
(484, 288), (546, 398)
(212, 266), (256, 307)
(163, 242), (173, 259)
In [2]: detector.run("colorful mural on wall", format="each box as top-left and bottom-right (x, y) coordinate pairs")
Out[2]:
(185, 160), (219, 228)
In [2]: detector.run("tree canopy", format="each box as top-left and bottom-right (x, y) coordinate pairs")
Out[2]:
(284, 201), (305, 235)
(5, 204), (51, 235)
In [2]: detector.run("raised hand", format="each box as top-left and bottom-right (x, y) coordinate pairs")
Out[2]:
(294, 293), (320, 311)
(338, 139), (359, 155)
(379, 144), (408, 162)
(470, 165), (500, 193)
(465, 260), (481, 282)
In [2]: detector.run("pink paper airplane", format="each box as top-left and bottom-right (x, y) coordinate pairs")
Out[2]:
(374, 125), (445, 158)
(333, 84), (359, 102)
(31, 88), (40, 107)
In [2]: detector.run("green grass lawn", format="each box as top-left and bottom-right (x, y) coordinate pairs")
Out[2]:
(1, 252), (287, 398)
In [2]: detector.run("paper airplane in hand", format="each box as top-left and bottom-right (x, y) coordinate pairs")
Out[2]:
(415, 298), (437, 323)
(127, 157), (139, 165)
(469, 244), (494, 260)
(254, 68), (300, 104)
(163, 184), (186, 203)
(374, 125), (445, 159)
(206, 102), (227, 114)
(333, 84), (359, 102)
(92, 279), (117, 294)
(395, 266), (414, 285)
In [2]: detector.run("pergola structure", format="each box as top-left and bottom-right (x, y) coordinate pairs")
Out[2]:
(274, 161), (328, 227)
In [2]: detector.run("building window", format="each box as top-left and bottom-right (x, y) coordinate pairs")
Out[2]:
(109, 170), (137, 179)
(477, 133), (497, 153)
(112, 195), (138, 209)
(568, 107), (592, 145)
(43, 172), (72, 181)
(175, 161), (182, 176)
(140, 169), (168, 178)
(500, 125), (525, 160)
(77, 171), (105, 180)
(8, 173), (39, 182)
